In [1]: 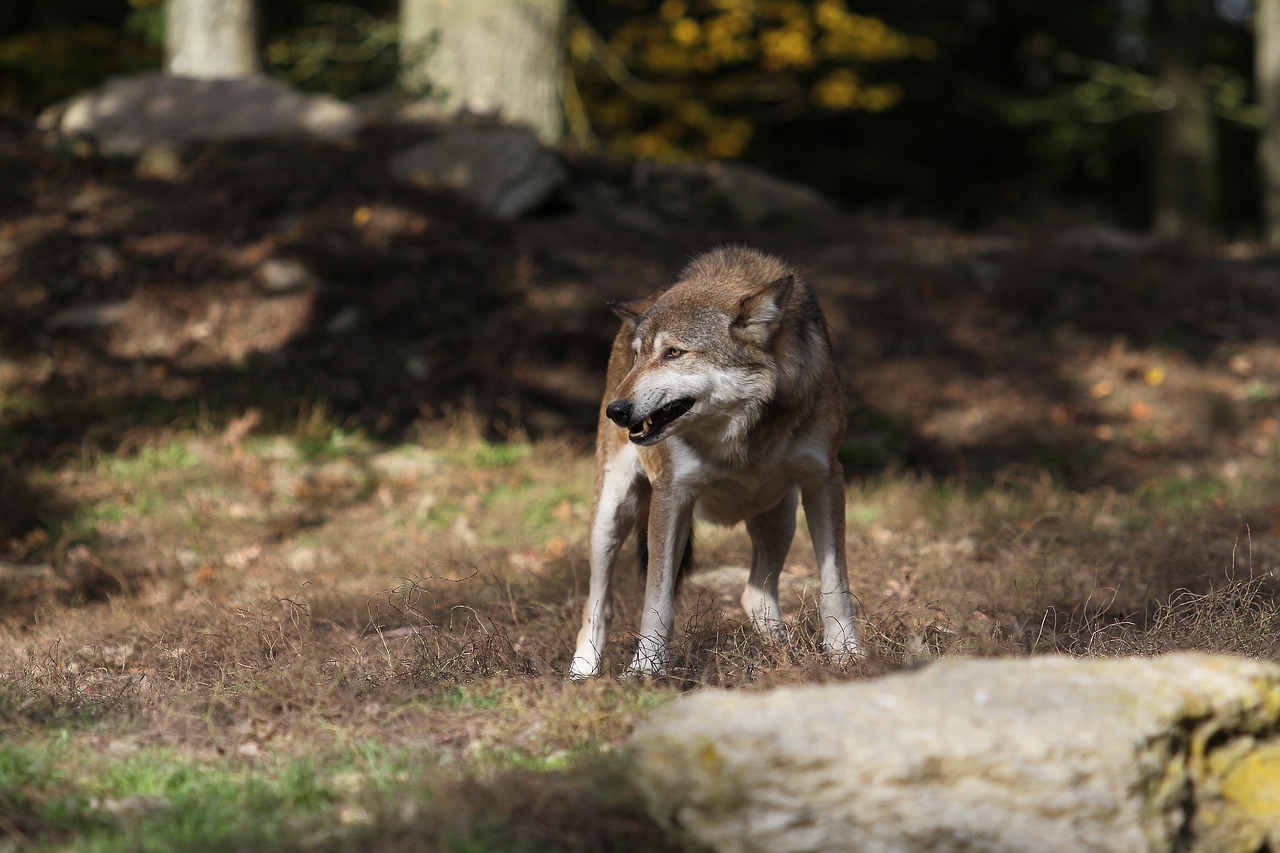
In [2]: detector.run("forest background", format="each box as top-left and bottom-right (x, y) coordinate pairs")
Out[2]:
(2, 0), (1276, 241)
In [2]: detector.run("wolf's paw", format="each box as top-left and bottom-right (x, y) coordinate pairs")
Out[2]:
(748, 617), (798, 659)
(625, 642), (670, 678)
(829, 643), (868, 666)
(749, 616), (791, 642)
(624, 660), (669, 678)
(568, 654), (603, 681)
(823, 626), (867, 665)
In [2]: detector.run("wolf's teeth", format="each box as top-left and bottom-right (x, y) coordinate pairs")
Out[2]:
(644, 418), (652, 430)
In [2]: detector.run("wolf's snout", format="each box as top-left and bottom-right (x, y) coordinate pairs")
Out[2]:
(605, 400), (633, 426)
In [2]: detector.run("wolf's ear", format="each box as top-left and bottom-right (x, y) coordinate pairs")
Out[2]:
(608, 297), (653, 325)
(734, 274), (793, 342)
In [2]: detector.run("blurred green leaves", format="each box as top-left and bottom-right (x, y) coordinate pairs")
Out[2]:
(265, 3), (398, 97)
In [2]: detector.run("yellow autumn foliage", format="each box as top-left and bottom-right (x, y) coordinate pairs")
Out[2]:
(813, 67), (859, 109)
(760, 21), (817, 71)
(573, 0), (935, 160)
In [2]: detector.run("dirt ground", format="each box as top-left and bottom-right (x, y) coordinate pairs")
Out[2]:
(1, 116), (1279, 640)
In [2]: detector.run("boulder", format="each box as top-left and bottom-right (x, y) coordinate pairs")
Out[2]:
(388, 126), (567, 220)
(708, 162), (837, 228)
(629, 654), (1280, 853)
(41, 73), (361, 156)
(633, 160), (836, 228)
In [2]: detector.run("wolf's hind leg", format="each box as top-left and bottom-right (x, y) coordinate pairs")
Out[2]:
(801, 469), (865, 662)
(742, 488), (797, 644)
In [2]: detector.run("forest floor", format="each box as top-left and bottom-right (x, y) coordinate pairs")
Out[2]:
(3, 118), (1280, 849)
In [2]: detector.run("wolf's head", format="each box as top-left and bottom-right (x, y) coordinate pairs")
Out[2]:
(604, 247), (803, 447)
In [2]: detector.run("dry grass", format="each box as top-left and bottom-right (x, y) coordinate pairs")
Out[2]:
(4, 122), (1280, 849)
(1, 410), (1279, 849)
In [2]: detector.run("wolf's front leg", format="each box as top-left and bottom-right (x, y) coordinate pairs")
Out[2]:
(801, 468), (864, 662)
(571, 458), (647, 679)
(570, 589), (612, 680)
(628, 489), (692, 676)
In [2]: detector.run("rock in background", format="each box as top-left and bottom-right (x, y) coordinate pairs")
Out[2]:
(389, 126), (568, 221)
(629, 654), (1280, 853)
(37, 74), (834, 230)
(39, 73), (362, 156)
(632, 159), (837, 228)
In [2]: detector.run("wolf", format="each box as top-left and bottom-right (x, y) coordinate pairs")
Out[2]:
(569, 246), (864, 678)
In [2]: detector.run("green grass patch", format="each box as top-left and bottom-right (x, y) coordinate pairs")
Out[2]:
(0, 388), (43, 416)
(0, 731), (668, 852)
(470, 441), (532, 470)
(0, 738), (107, 842)
(440, 685), (507, 710)
(101, 442), (203, 483)
(1136, 475), (1227, 514)
(0, 737), (413, 851)
(292, 401), (371, 462)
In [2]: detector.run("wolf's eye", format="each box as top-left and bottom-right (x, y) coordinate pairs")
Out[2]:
(663, 347), (686, 360)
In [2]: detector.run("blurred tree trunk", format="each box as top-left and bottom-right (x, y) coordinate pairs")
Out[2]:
(165, 0), (260, 78)
(400, 0), (565, 143)
(1259, 0), (1280, 247)
(1150, 0), (1219, 242)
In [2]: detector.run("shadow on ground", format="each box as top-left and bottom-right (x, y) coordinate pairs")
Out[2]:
(2, 117), (1280, 619)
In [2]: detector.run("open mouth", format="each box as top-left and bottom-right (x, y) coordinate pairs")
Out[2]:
(627, 398), (694, 445)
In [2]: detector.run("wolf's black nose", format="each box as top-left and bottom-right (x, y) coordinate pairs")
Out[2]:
(605, 400), (633, 426)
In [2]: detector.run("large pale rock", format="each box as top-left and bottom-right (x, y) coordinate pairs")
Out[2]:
(42, 73), (361, 156)
(388, 126), (567, 220)
(630, 654), (1280, 853)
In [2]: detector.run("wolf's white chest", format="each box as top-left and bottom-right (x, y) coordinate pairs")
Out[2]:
(665, 437), (825, 526)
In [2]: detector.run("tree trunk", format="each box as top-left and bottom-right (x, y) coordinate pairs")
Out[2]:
(400, 0), (566, 143)
(1259, 0), (1280, 247)
(165, 0), (260, 79)
(1150, 0), (1219, 242)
